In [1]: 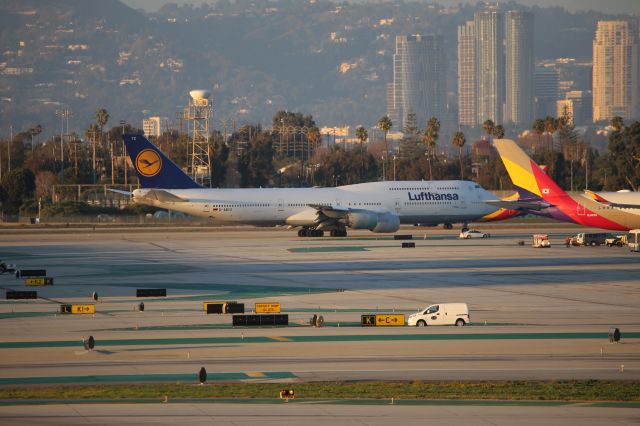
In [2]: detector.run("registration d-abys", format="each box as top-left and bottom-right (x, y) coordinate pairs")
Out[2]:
(408, 303), (470, 327)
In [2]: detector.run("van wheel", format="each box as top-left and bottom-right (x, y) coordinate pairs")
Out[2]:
(590, 241), (597, 246)
(416, 320), (426, 327)
(455, 319), (465, 326)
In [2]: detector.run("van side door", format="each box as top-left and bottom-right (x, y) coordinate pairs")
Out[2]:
(425, 305), (445, 325)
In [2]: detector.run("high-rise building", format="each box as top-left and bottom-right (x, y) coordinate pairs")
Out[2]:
(457, 21), (476, 127)
(391, 34), (446, 131)
(385, 82), (399, 127)
(592, 20), (639, 122)
(474, 10), (504, 125)
(534, 67), (559, 119)
(504, 11), (534, 126)
(566, 90), (592, 126)
(143, 116), (163, 137)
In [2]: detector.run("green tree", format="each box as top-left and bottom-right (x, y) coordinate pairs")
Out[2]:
(0, 168), (35, 215)
(400, 110), (424, 161)
(483, 119), (495, 143)
(610, 116), (624, 132)
(210, 132), (229, 187)
(451, 131), (466, 180)
(608, 121), (640, 191)
(492, 125), (505, 139)
(377, 115), (393, 180)
(237, 127), (275, 187)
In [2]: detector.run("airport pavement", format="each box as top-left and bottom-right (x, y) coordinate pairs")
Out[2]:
(0, 402), (638, 426)
(0, 226), (638, 385)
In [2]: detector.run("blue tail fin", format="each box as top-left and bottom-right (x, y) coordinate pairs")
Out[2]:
(124, 134), (201, 189)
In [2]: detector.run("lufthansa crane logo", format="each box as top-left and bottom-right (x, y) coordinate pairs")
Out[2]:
(135, 149), (162, 177)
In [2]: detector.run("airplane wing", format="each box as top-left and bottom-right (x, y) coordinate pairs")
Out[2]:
(308, 204), (349, 219)
(485, 200), (551, 211)
(107, 189), (132, 196)
(137, 189), (188, 203)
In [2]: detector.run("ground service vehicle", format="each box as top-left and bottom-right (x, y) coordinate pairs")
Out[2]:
(575, 232), (611, 246)
(605, 235), (627, 247)
(629, 230), (640, 252)
(533, 234), (551, 248)
(408, 303), (470, 326)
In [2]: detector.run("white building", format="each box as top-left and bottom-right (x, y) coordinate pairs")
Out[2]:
(142, 116), (164, 138)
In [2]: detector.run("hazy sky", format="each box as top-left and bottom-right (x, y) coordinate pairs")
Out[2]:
(122, 0), (640, 15)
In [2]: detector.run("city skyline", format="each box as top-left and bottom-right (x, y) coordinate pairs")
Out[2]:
(123, 0), (640, 15)
(1, 0), (638, 142)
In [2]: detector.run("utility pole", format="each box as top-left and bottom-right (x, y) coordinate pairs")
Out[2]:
(56, 109), (72, 185)
(8, 125), (12, 173)
(120, 120), (127, 185)
(110, 139), (115, 185)
(89, 130), (97, 184)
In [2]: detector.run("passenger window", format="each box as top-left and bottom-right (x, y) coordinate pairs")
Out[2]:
(426, 305), (439, 314)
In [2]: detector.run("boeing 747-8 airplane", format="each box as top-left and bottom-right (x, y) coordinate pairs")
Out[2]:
(119, 134), (512, 237)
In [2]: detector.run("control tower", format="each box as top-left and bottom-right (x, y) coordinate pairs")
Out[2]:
(184, 89), (212, 186)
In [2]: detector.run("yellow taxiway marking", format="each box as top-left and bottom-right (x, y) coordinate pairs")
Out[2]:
(270, 336), (291, 342)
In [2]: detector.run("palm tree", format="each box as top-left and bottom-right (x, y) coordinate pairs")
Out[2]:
(451, 131), (466, 180)
(544, 116), (557, 151)
(492, 124), (505, 139)
(308, 126), (320, 153)
(377, 115), (392, 179)
(483, 119), (495, 143)
(33, 124), (42, 149)
(422, 117), (440, 180)
(532, 118), (545, 151)
(95, 108), (109, 138)
(355, 126), (368, 181)
(95, 108), (110, 182)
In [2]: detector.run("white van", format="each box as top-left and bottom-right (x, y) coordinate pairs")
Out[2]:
(407, 303), (470, 327)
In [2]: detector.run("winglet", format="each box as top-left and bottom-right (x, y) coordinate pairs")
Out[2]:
(123, 134), (201, 189)
(584, 190), (610, 203)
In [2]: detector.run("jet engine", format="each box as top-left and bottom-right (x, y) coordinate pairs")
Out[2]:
(346, 210), (400, 233)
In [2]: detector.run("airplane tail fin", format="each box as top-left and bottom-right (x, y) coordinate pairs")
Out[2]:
(478, 191), (525, 222)
(493, 139), (568, 202)
(123, 134), (201, 189)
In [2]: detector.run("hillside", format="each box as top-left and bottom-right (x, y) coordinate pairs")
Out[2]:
(0, 0), (624, 139)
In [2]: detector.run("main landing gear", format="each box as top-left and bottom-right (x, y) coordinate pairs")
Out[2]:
(298, 228), (323, 237)
(297, 227), (348, 238)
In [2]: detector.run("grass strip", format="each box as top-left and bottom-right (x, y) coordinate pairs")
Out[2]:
(0, 381), (637, 402)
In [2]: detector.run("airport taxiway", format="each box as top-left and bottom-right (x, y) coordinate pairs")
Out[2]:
(0, 225), (639, 386)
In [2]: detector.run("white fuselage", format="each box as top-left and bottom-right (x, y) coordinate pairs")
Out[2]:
(133, 180), (498, 228)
